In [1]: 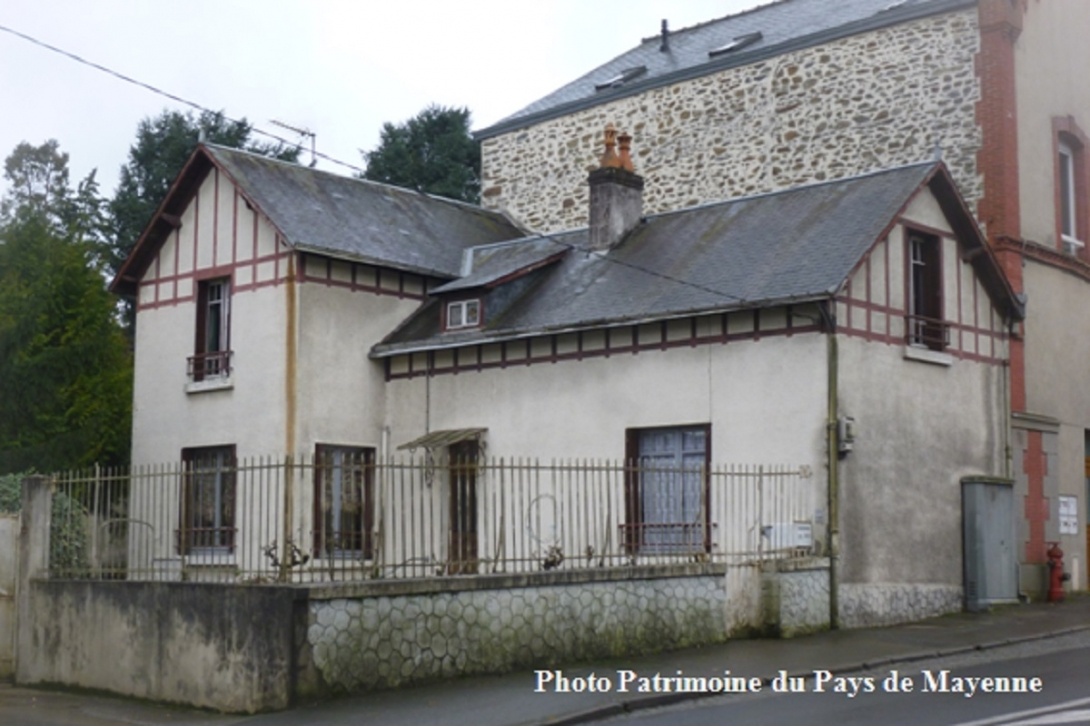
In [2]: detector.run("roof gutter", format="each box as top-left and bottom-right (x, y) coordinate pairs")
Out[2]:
(370, 293), (829, 359)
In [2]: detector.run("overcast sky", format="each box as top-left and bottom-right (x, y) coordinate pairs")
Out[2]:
(0, 1), (765, 201)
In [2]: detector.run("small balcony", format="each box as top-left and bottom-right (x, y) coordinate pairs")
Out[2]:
(904, 314), (949, 352)
(186, 351), (234, 394)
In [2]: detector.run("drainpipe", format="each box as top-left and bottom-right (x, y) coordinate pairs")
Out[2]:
(282, 251), (298, 580)
(1003, 321), (1014, 480)
(824, 300), (840, 630)
(284, 250), (298, 456)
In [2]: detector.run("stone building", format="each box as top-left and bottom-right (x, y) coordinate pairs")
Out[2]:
(476, 0), (1088, 601)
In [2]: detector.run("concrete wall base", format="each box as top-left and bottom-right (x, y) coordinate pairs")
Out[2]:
(838, 582), (962, 628)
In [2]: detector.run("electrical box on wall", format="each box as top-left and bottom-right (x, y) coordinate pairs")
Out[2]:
(838, 416), (856, 454)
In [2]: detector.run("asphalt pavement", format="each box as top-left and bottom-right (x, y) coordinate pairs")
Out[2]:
(1, 593), (1087, 726)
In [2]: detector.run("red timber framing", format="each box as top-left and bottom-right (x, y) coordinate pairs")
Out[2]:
(134, 165), (428, 312)
(836, 221), (1009, 365)
(298, 253), (428, 302)
(384, 304), (823, 381)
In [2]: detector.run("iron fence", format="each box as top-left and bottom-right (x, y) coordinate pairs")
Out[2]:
(45, 456), (815, 583)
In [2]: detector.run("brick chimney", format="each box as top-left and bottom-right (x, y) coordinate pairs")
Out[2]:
(588, 124), (644, 251)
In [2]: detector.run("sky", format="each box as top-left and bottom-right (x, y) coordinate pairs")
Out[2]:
(0, 0), (766, 201)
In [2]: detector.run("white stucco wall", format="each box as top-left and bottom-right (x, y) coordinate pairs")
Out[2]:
(1021, 260), (1088, 586)
(295, 272), (424, 458)
(384, 329), (829, 570)
(386, 332), (827, 467)
(131, 169), (292, 466)
(836, 333), (1007, 625)
(1015, 0), (1090, 249)
(1012, 1), (1090, 590)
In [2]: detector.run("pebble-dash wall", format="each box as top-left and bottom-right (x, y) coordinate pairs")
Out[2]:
(304, 573), (726, 693)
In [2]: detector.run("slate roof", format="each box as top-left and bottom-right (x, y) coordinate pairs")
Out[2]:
(113, 145), (523, 294)
(431, 237), (567, 294)
(477, 0), (973, 138)
(205, 146), (521, 278)
(373, 161), (1019, 357)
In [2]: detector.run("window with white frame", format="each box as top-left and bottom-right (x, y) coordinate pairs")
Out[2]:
(446, 299), (481, 329)
(1059, 139), (1084, 253)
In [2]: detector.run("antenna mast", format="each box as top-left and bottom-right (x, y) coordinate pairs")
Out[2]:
(270, 119), (317, 167)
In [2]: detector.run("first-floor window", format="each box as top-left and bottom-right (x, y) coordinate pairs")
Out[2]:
(447, 440), (479, 574)
(624, 425), (710, 554)
(313, 445), (375, 559)
(179, 445), (236, 553)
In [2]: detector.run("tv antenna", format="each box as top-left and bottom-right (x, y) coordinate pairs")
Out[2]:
(270, 119), (317, 167)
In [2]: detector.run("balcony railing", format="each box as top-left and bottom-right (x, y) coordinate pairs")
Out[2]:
(904, 314), (949, 351)
(187, 350), (233, 381)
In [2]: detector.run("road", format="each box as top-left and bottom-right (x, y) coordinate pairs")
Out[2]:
(592, 633), (1090, 726)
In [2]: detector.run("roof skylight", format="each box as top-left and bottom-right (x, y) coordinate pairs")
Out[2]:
(708, 31), (763, 58)
(594, 66), (648, 91)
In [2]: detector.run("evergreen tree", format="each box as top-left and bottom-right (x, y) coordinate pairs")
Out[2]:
(362, 105), (481, 204)
(107, 109), (299, 278)
(0, 141), (132, 473)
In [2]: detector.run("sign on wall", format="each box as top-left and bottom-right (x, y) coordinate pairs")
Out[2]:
(1058, 495), (1078, 535)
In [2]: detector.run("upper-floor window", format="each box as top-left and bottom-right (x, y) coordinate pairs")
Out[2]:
(1054, 118), (1088, 257)
(1058, 139), (1084, 254)
(190, 278), (232, 381)
(446, 299), (480, 330)
(1059, 141), (1076, 250)
(906, 231), (947, 351)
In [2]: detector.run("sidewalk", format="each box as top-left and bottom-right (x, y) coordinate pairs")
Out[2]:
(3, 595), (1088, 726)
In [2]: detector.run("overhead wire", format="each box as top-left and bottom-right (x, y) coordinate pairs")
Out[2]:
(0, 22), (367, 176)
(0, 21), (746, 304)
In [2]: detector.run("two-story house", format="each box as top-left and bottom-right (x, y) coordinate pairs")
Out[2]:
(112, 0), (1073, 630)
(111, 144), (523, 562)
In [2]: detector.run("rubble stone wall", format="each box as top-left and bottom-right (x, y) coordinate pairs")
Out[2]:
(481, 9), (981, 233)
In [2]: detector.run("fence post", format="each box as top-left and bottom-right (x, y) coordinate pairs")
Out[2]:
(15, 475), (53, 681)
(280, 455), (294, 583)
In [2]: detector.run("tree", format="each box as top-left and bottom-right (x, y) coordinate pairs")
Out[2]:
(107, 109), (299, 278)
(362, 105), (481, 204)
(0, 140), (71, 224)
(0, 141), (132, 473)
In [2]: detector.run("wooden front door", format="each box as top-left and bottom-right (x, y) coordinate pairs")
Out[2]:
(447, 441), (479, 574)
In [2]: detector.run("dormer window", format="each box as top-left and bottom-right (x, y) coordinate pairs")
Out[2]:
(446, 299), (481, 330)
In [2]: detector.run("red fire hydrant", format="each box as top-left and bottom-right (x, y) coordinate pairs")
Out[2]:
(1046, 542), (1068, 603)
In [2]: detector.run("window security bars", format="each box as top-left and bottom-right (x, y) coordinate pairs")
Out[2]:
(45, 458), (813, 583)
